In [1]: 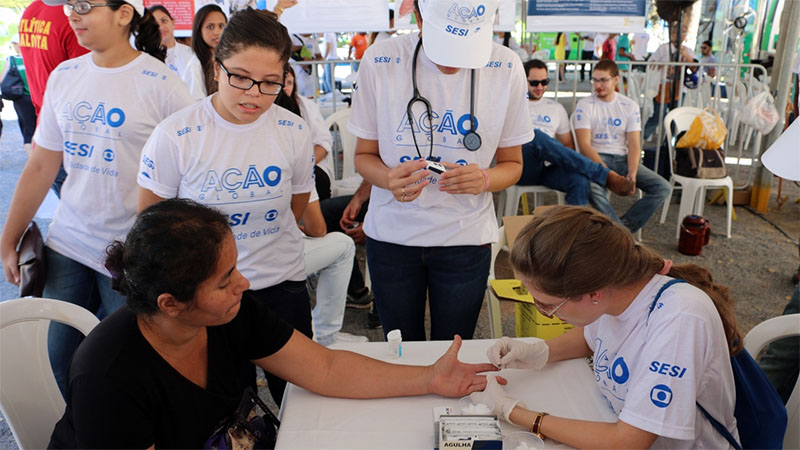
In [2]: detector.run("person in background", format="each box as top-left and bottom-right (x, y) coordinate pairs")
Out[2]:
(137, 9), (314, 406)
(516, 59), (633, 205)
(348, 31), (368, 71)
(275, 63), (334, 199)
(601, 33), (617, 61)
(370, 9), (395, 45)
(554, 32), (567, 81)
(149, 4), (204, 100)
(2, 34), (37, 157)
(290, 33), (322, 98)
(1, 0), (194, 397)
(616, 32), (634, 71)
(191, 4), (227, 96)
(593, 32), (607, 60)
(579, 33), (595, 82)
(479, 205), (740, 449)
(18, 0), (89, 196)
(631, 31), (649, 63)
(350, 0), (531, 341)
(47, 198), (499, 448)
(321, 31), (338, 93)
(575, 60), (670, 234)
(300, 187), (369, 346)
(699, 40), (717, 78)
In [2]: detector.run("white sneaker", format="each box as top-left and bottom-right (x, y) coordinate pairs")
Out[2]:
(330, 332), (368, 345)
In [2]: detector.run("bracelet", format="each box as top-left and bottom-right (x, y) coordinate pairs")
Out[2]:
(274, 5), (284, 14)
(480, 169), (490, 191)
(530, 411), (549, 440)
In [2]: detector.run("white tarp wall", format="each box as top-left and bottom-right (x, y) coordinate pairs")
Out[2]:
(526, 0), (648, 33)
(267, 0), (390, 33)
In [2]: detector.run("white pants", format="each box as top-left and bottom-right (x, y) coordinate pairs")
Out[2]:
(303, 232), (355, 346)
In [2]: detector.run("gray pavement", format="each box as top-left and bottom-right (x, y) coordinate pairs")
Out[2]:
(0, 96), (799, 447)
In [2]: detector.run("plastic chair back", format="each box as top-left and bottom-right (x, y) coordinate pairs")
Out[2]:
(744, 314), (800, 450)
(0, 298), (99, 449)
(323, 108), (357, 180)
(664, 106), (703, 178)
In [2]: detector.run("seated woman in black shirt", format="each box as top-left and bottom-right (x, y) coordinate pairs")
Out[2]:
(49, 198), (498, 448)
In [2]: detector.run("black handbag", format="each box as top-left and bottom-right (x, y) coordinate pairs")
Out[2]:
(673, 130), (727, 179)
(17, 222), (46, 297)
(205, 387), (280, 450)
(1, 57), (25, 101)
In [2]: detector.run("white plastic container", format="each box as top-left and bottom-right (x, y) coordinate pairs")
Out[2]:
(387, 329), (402, 358)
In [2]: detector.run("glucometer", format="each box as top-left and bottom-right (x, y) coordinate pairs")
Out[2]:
(425, 160), (447, 175)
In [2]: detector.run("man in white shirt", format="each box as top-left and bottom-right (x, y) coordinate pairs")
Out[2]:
(322, 32), (338, 93)
(575, 60), (671, 233)
(579, 32), (595, 81)
(517, 59), (633, 204)
(291, 33), (322, 97)
(632, 32), (649, 61)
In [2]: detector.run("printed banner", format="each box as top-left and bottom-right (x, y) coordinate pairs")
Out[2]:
(526, 0), (647, 33)
(143, 0), (196, 37)
(267, 0), (390, 33)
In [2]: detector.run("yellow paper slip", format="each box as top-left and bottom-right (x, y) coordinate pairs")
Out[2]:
(489, 279), (535, 304)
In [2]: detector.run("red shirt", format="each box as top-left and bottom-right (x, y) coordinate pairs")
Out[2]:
(350, 34), (368, 59)
(19, 0), (89, 114)
(601, 38), (617, 61)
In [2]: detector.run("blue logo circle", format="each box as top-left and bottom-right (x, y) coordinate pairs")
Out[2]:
(264, 209), (279, 222)
(611, 357), (629, 384)
(476, 5), (485, 15)
(106, 108), (125, 128)
(455, 159), (468, 166)
(650, 384), (673, 408)
(103, 149), (115, 162)
(613, 118), (622, 127)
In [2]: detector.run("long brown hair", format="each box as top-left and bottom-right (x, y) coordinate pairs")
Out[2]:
(510, 206), (743, 354)
(192, 4), (226, 95)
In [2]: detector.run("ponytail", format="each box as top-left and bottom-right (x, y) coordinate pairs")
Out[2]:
(133, 9), (166, 62)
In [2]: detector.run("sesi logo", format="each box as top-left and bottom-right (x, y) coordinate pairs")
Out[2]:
(649, 361), (688, 378)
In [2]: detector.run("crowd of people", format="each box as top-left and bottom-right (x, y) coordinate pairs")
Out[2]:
(0, 0), (792, 448)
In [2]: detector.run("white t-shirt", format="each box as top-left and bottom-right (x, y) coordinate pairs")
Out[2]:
(632, 32), (650, 60)
(582, 33), (595, 52)
(584, 275), (738, 449)
(574, 93), (641, 156)
(594, 33), (608, 59)
(292, 34), (320, 98)
(348, 32), (533, 247)
(34, 53), (193, 275)
(137, 98), (315, 289)
(650, 42), (694, 64)
(527, 98), (570, 139)
(323, 32), (338, 60)
(373, 32), (392, 44)
(164, 43), (204, 101)
(297, 96), (334, 178)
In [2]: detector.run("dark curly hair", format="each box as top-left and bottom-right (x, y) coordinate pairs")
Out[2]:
(105, 199), (231, 315)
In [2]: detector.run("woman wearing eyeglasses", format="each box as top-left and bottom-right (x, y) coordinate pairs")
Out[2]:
(0, 0), (194, 396)
(479, 206), (740, 448)
(137, 8), (314, 406)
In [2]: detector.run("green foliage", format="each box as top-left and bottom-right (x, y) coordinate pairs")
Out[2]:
(0, 0), (30, 13)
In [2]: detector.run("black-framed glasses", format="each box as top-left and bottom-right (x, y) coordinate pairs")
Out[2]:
(533, 297), (570, 319)
(63, 1), (114, 15)
(216, 59), (284, 95)
(528, 78), (550, 87)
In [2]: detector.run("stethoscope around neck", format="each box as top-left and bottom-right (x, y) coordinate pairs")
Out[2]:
(407, 38), (482, 161)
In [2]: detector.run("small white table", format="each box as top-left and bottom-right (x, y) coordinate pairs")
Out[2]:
(276, 339), (617, 449)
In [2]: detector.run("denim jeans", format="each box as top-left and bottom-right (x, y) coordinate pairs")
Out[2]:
(589, 153), (671, 233)
(644, 102), (670, 142)
(51, 163), (67, 198)
(366, 238), (490, 341)
(322, 61), (334, 94)
(303, 232), (355, 345)
(759, 285), (799, 403)
(43, 246), (126, 397)
(247, 280), (311, 406)
(519, 129), (610, 205)
(320, 194), (369, 295)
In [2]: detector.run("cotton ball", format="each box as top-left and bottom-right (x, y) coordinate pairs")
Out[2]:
(462, 402), (492, 415)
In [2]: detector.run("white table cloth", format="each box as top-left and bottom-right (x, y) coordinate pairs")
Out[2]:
(276, 338), (617, 449)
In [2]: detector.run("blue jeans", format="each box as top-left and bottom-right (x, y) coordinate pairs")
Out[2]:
(322, 61), (334, 93)
(519, 129), (610, 205)
(304, 232), (355, 345)
(43, 246), (126, 397)
(589, 154), (671, 233)
(51, 163), (67, 198)
(366, 238), (490, 341)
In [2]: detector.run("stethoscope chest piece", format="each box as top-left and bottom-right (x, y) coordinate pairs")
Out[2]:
(463, 131), (481, 152)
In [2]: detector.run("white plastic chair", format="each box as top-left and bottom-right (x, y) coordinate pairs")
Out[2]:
(323, 108), (360, 196)
(485, 226), (507, 338)
(496, 186), (565, 225)
(658, 107), (733, 239)
(744, 313), (800, 450)
(0, 298), (99, 449)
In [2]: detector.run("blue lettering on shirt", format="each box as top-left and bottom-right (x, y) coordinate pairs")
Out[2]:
(649, 361), (688, 378)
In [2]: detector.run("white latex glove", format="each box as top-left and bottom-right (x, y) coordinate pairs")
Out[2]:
(469, 374), (524, 422)
(487, 337), (549, 370)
